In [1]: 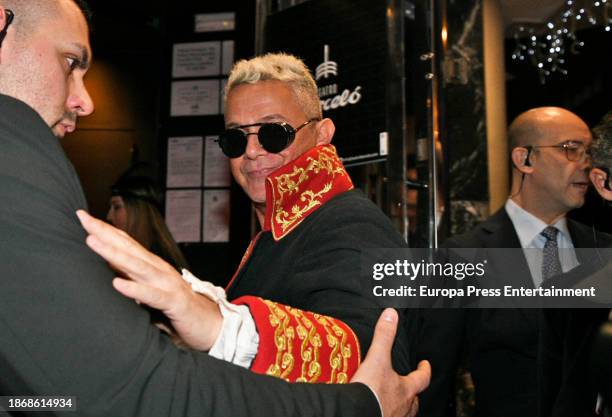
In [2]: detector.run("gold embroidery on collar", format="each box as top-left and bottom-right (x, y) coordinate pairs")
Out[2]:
(274, 182), (332, 233)
(272, 147), (347, 236)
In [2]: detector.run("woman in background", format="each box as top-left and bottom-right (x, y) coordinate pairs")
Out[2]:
(107, 175), (188, 271)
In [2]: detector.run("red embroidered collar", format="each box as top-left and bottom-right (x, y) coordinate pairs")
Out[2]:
(263, 144), (354, 241)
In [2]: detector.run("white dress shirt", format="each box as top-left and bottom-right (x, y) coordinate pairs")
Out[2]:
(505, 199), (580, 288)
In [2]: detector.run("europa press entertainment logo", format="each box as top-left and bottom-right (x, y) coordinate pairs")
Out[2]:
(315, 44), (362, 111)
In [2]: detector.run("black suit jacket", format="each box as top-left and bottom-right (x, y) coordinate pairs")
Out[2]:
(0, 94), (381, 417)
(417, 208), (611, 417)
(227, 189), (414, 374)
(540, 260), (612, 417)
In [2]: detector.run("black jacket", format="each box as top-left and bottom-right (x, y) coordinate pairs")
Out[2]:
(0, 93), (380, 417)
(417, 208), (612, 417)
(227, 189), (415, 374)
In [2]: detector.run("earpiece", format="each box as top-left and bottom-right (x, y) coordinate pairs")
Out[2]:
(523, 146), (532, 167)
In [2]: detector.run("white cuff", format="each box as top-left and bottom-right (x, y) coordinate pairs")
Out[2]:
(181, 269), (259, 368)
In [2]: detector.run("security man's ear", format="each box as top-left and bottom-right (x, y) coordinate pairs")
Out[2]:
(511, 146), (534, 173)
(314, 118), (335, 146)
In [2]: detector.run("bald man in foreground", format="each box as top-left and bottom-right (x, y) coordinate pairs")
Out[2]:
(418, 107), (612, 417)
(0, 1), (429, 416)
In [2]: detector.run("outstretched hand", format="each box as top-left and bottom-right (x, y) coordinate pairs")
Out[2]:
(352, 309), (431, 417)
(76, 210), (223, 350)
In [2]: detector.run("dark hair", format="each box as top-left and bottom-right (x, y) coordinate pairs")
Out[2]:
(111, 175), (188, 271)
(592, 111), (612, 171)
(112, 176), (164, 212)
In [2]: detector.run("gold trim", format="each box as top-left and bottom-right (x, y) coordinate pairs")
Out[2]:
(264, 300), (295, 379)
(271, 147), (347, 234)
(289, 308), (322, 382)
(315, 314), (353, 383)
(261, 300), (356, 383)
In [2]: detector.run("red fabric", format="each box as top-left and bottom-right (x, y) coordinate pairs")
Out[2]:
(233, 295), (361, 383)
(263, 144), (353, 240)
(228, 145), (351, 288)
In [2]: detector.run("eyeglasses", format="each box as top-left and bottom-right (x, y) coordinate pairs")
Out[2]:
(216, 119), (319, 158)
(0, 9), (14, 48)
(525, 141), (590, 162)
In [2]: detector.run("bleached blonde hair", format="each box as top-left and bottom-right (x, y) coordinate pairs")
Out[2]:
(226, 52), (322, 120)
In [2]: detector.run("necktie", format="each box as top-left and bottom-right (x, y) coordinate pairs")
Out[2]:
(541, 226), (562, 280)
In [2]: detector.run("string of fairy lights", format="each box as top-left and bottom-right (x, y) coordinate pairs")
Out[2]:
(510, 0), (611, 83)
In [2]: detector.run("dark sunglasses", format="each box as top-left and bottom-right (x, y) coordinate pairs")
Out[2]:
(216, 119), (319, 158)
(0, 9), (14, 48)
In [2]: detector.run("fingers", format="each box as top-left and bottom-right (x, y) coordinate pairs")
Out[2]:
(77, 210), (171, 278)
(77, 210), (131, 247)
(78, 210), (187, 317)
(408, 396), (419, 417)
(87, 234), (156, 279)
(403, 361), (429, 417)
(362, 308), (398, 365)
(113, 278), (169, 310)
(403, 360), (432, 397)
(77, 210), (157, 265)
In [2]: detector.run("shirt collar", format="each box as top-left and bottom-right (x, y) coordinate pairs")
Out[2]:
(505, 198), (570, 248)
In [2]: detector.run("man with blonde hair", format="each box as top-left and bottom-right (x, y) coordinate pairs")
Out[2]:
(80, 52), (417, 387)
(219, 52), (415, 378)
(0, 2), (431, 415)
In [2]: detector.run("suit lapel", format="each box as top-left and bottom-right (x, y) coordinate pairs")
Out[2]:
(480, 209), (539, 327)
(567, 219), (612, 279)
(480, 209), (535, 290)
(567, 219), (595, 249)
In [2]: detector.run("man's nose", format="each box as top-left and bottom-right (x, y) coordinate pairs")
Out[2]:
(67, 78), (94, 117)
(579, 153), (592, 170)
(244, 132), (266, 159)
